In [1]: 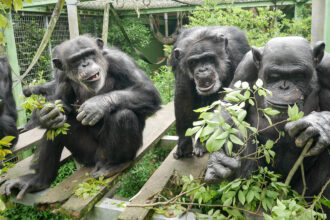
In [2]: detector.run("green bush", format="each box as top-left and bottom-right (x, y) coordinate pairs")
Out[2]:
(115, 147), (171, 198)
(188, 1), (311, 47)
(151, 65), (175, 104)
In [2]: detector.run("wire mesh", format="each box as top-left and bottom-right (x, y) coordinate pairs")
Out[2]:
(12, 13), (70, 83)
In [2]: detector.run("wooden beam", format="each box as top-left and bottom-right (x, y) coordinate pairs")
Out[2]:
(4, 12), (27, 127)
(311, 0), (325, 45)
(118, 147), (209, 220)
(67, 0), (79, 38)
(102, 3), (110, 45)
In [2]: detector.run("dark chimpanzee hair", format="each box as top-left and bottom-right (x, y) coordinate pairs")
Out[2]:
(2, 35), (161, 199)
(0, 56), (18, 146)
(205, 37), (330, 216)
(170, 26), (250, 159)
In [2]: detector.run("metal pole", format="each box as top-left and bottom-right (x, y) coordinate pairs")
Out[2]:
(311, 0), (325, 45)
(4, 12), (27, 126)
(102, 3), (110, 45)
(67, 0), (79, 38)
(164, 13), (168, 37)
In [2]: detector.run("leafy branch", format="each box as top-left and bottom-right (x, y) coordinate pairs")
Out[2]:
(22, 97), (70, 141)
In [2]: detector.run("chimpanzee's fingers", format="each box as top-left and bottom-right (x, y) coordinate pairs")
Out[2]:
(17, 184), (30, 200)
(306, 139), (326, 157)
(76, 111), (87, 122)
(295, 127), (318, 147)
(285, 120), (309, 137)
(39, 106), (53, 117)
(3, 180), (19, 196)
(40, 108), (60, 123)
(52, 117), (67, 129)
(212, 163), (232, 179)
(89, 115), (102, 126)
(219, 154), (241, 169)
(81, 113), (94, 126)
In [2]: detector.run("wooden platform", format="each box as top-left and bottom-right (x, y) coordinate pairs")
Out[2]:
(118, 146), (209, 220)
(1, 102), (175, 219)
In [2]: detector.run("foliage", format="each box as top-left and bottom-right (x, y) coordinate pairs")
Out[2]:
(115, 147), (171, 198)
(187, 0), (311, 47)
(0, 0), (32, 44)
(50, 160), (77, 188)
(73, 175), (110, 200)
(2, 203), (70, 220)
(23, 97), (70, 141)
(151, 65), (175, 104)
(155, 171), (326, 219)
(0, 136), (15, 160)
(186, 79), (302, 161)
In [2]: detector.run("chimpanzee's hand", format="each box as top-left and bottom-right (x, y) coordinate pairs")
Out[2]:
(76, 95), (111, 126)
(285, 111), (330, 156)
(38, 105), (66, 129)
(2, 174), (49, 200)
(204, 150), (241, 182)
(22, 86), (32, 97)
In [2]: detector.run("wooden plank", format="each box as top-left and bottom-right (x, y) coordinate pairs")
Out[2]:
(0, 148), (71, 185)
(11, 128), (45, 157)
(118, 146), (209, 220)
(38, 102), (175, 218)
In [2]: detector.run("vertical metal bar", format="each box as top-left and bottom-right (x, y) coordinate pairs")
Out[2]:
(67, 0), (79, 39)
(324, 0), (330, 52)
(164, 12), (168, 37)
(102, 3), (110, 45)
(311, 0), (325, 45)
(4, 12), (27, 126)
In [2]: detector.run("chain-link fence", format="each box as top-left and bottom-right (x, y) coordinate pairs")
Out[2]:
(12, 13), (70, 83)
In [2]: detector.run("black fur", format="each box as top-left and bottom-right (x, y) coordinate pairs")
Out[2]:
(2, 36), (161, 198)
(206, 37), (330, 216)
(0, 56), (18, 146)
(170, 26), (250, 158)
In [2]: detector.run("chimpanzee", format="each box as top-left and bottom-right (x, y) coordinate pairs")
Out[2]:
(2, 35), (161, 199)
(170, 26), (250, 158)
(0, 56), (18, 146)
(205, 37), (330, 215)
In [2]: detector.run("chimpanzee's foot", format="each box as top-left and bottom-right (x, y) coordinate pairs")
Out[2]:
(91, 161), (132, 179)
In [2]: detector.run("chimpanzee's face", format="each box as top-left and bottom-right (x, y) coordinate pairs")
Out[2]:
(174, 34), (230, 96)
(252, 37), (323, 120)
(53, 37), (107, 93)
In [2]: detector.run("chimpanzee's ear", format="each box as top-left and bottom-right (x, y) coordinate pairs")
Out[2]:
(313, 41), (325, 65)
(174, 48), (183, 60)
(96, 38), (104, 50)
(251, 46), (263, 69)
(215, 34), (228, 53)
(52, 58), (63, 71)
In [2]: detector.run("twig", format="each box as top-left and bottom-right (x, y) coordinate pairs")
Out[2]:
(300, 163), (306, 197)
(297, 178), (330, 220)
(284, 139), (313, 186)
(127, 183), (206, 207)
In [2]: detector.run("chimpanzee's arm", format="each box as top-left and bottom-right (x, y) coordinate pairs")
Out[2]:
(76, 49), (161, 126)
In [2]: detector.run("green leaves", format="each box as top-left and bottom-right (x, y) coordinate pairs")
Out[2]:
(73, 175), (111, 200)
(288, 104), (304, 121)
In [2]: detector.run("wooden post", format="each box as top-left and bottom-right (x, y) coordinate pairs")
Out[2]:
(164, 13), (168, 37)
(102, 3), (110, 45)
(311, 0), (325, 45)
(324, 0), (330, 52)
(66, 0), (79, 39)
(4, 12), (27, 126)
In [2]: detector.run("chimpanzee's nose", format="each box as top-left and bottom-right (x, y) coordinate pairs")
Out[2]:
(279, 80), (289, 90)
(82, 61), (89, 67)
